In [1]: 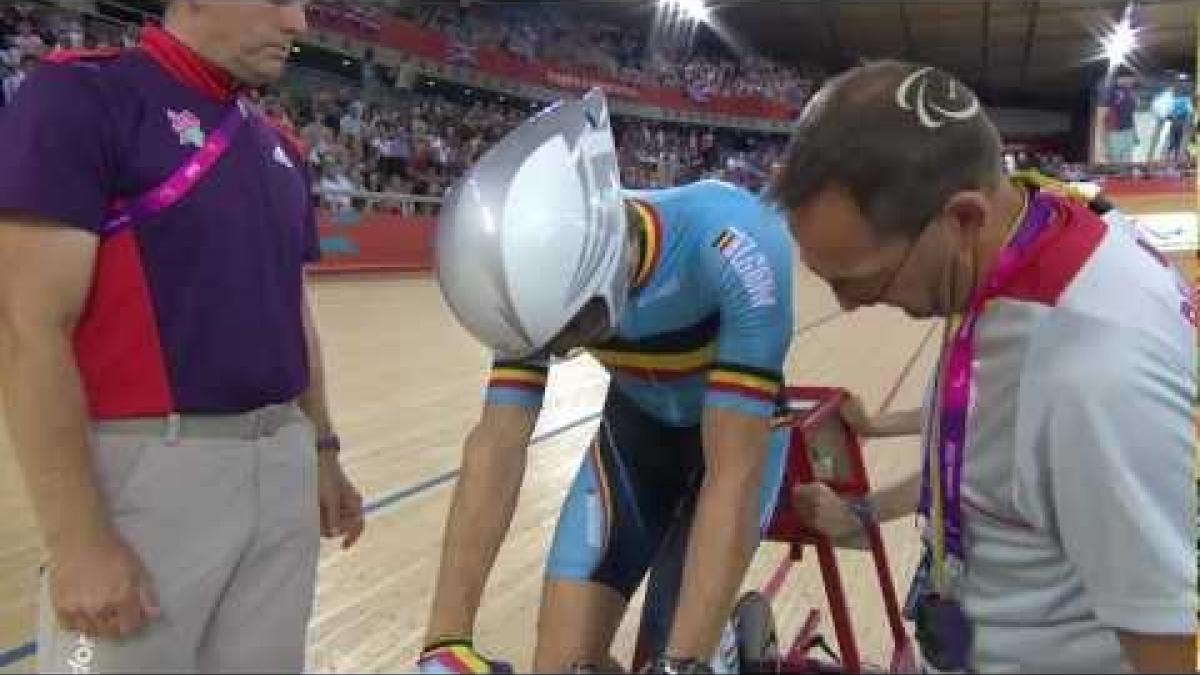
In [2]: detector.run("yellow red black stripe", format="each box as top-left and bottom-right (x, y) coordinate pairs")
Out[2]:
(629, 199), (663, 289)
(589, 438), (613, 553)
(713, 230), (736, 254)
(488, 363), (548, 391)
(588, 315), (721, 381)
(591, 342), (716, 380)
(708, 362), (783, 402)
(432, 644), (490, 673)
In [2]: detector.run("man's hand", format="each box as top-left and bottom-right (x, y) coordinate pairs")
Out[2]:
(48, 530), (161, 639)
(791, 482), (869, 548)
(838, 391), (874, 437)
(794, 472), (923, 547)
(318, 453), (364, 549)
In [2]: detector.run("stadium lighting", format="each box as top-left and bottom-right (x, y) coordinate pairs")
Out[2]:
(1099, 7), (1138, 67)
(661, 0), (709, 23)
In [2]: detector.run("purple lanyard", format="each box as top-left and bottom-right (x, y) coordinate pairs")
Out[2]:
(101, 99), (248, 236)
(919, 191), (1056, 565)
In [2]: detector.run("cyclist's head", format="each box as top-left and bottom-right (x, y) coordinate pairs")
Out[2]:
(436, 88), (633, 361)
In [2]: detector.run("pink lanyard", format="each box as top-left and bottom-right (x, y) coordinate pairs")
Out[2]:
(919, 190), (1056, 589)
(101, 99), (248, 235)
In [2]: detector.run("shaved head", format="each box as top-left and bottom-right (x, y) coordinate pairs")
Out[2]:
(768, 60), (1004, 242)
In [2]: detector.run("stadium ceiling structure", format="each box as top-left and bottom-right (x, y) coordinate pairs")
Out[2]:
(582, 0), (1198, 109)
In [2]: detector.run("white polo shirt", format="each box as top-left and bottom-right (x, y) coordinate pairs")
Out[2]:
(925, 194), (1197, 673)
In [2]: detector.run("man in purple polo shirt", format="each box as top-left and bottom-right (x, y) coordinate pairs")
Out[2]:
(1100, 70), (1139, 164)
(0, 1), (365, 672)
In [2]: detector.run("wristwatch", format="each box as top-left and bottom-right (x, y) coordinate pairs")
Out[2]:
(846, 494), (879, 525)
(316, 434), (341, 454)
(645, 656), (714, 674)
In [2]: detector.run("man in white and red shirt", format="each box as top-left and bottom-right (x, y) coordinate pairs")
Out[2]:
(769, 60), (1196, 673)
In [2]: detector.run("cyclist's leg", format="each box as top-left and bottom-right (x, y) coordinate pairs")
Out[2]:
(534, 388), (701, 672)
(534, 578), (628, 673)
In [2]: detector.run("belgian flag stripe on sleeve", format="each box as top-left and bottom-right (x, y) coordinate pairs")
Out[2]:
(629, 199), (663, 288)
(708, 362), (782, 402)
(489, 363), (548, 391)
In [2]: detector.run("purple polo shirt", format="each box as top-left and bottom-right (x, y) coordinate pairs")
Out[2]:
(0, 49), (320, 417)
(1105, 84), (1136, 130)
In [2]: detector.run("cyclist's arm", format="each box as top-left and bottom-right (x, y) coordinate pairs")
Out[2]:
(668, 219), (793, 661)
(668, 406), (772, 659)
(424, 362), (545, 647)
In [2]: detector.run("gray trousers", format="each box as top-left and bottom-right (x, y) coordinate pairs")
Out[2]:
(37, 403), (320, 673)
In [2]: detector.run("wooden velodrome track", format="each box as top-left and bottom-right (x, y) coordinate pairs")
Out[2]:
(0, 189), (1194, 673)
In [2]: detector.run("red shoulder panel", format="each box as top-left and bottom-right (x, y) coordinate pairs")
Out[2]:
(41, 47), (124, 65)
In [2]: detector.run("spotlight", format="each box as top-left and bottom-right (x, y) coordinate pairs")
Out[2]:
(660, 0), (708, 23)
(1099, 6), (1139, 67)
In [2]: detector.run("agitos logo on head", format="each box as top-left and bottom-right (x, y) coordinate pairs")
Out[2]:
(894, 66), (981, 130)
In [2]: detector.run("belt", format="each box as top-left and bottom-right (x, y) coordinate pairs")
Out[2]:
(94, 403), (302, 443)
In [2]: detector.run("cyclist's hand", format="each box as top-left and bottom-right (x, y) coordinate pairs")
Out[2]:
(417, 639), (513, 674)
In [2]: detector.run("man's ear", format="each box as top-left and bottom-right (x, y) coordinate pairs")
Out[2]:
(941, 190), (991, 241)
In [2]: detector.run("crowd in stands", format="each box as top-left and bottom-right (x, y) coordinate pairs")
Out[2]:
(404, 2), (818, 107)
(308, 1), (818, 108)
(0, 2), (135, 104)
(269, 83), (787, 215)
(0, 0), (785, 214)
(18, 0), (1173, 224)
(3, 0), (792, 217)
(281, 88), (529, 215)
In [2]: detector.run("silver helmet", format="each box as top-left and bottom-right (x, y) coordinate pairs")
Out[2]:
(435, 88), (631, 360)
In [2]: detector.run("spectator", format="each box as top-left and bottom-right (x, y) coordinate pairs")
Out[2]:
(339, 99), (365, 141)
(318, 160), (360, 212)
(1100, 71), (1139, 163)
(2, 52), (36, 106)
(11, 20), (44, 56)
(1164, 82), (1195, 163)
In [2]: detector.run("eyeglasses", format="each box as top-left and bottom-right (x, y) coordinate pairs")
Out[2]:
(823, 207), (945, 309)
(824, 234), (920, 308)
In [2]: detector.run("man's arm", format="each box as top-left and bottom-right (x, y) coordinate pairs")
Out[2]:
(1095, 91), (1115, 162)
(424, 403), (537, 645)
(796, 392), (925, 543)
(1115, 632), (1196, 674)
(665, 408), (770, 660)
(840, 392), (923, 438)
(868, 409), (923, 437)
(299, 283), (365, 549)
(1028, 315), (1196, 673)
(298, 283), (335, 439)
(791, 471), (921, 547)
(0, 217), (157, 638)
(0, 219), (105, 561)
